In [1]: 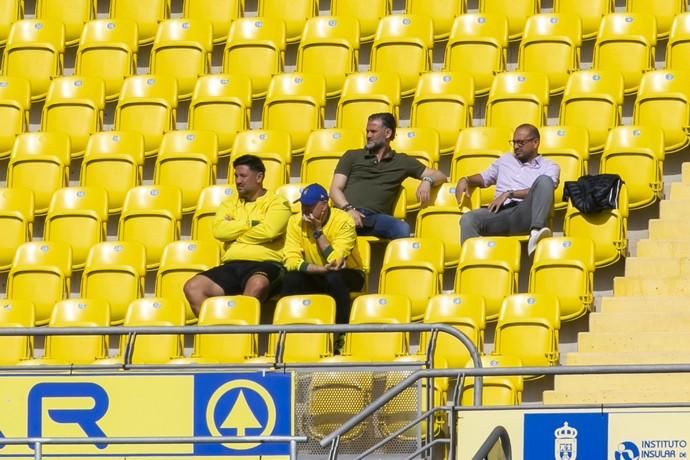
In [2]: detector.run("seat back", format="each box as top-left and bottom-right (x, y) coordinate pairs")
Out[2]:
(191, 185), (235, 241)
(390, 127), (440, 212)
(330, 0), (391, 42)
(553, 0), (613, 40)
(257, 0), (317, 44)
(406, 0), (466, 40)
(0, 188), (34, 271)
(0, 75), (31, 159)
(182, 0), (242, 44)
(539, 125), (589, 210)
(109, 0), (170, 45)
(478, 0), (539, 41)
(0, 299), (34, 364)
(336, 71), (401, 131)
(229, 129), (291, 191)
(44, 298), (110, 363)
(667, 13), (690, 72)
(485, 71), (550, 132)
(36, 0), (94, 45)
(627, 0), (685, 39)
(0, 0), (23, 47)
(121, 297), (185, 364)
(460, 354), (524, 406)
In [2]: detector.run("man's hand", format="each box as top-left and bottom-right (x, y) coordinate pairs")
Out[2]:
(302, 212), (320, 230)
(454, 177), (470, 204)
(487, 192), (509, 213)
(416, 181), (432, 206)
(326, 258), (346, 271)
(308, 264), (329, 274)
(347, 208), (365, 228)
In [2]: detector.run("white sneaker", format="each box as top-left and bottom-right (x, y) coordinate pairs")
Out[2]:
(528, 227), (552, 256)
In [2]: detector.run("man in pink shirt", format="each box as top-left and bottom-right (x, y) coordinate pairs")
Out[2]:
(454, 123), (560, 255)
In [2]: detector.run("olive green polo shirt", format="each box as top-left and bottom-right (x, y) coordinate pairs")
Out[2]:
(334, 148), (426, 214)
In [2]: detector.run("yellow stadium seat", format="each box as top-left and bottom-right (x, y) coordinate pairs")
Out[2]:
(154, 130), (218, 213)
(406, 0), (465, 41)
(2, 19), (64, 101)
(633, 70), (690, 154)
(667, 13), (690, 72)
(336, 72), (401, 131)
(378, 237), (444, 321)
(41, 75), (105, 158)
(257, 0), (317, 44)
(444, 13), (508, 97)
(109, 0), (170, 45)
(563, 183), (628, 268)
(455, 237), (521, 321)
(517, 13), (582, 95)
(26, 298), (110, 365)
(150, 19), (213, 100)
(627, 0), (685, 39)
(296, 16), (359, 98)
(222, 17), (286, 99)
(8, 241), (71, 325)
(450, 126), (512, 207)
(264, 294), (336, 363)
(7, 131), (70, 215)
(302, 128), (364, 174)
(420, 293), (485, 369)
(80, 131), (145, 215)
(275, 183), (308, 216)
(182, 0), (243, 44)
(35, 0), (95, 46)
(80, 241), (146, 325)
(539, 125), (589, 211)
(493, 293), (560, 373)
(0, 298), (34, 364)
(528, 236), (595, 321)
(0, 0), (23, 48)
(592, 13), (657, 95)
(0, 76), (30, 159)
(118, 185), (182, 270)
(0, 188), (33, 272)
(341, 293), (410, 361)
(262, 72), (326, 154)
(559, 70), (624, 154)
(44, 186), (108, 270)
(74, 19), (138, 102)
(460, 354), (524, 406)
(485, 71), (550, 132)
(390, 127), (440, 212)
(188, 74), (252, 157)
(370, 14), (434, 96)
(191, 184), (235, 241)
(553, 0), (613, 40)
(229, 129), (291, 192)
(478, 0), (539, 41)
(114, 74), (178, 157)
(330, 0), (391, 43)
(409, 71), (474, 156)
(600, 125), (664, 210)
(184, 295), (260, 363)
(155, 240), (221, 324)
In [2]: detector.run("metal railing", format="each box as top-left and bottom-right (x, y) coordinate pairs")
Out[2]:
(472, 425), (512, 460)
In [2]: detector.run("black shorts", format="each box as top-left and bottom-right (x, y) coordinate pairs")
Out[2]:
(200, 261), (284, 296)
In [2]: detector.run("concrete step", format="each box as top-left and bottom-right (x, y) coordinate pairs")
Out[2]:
(578, 332), (690, 353)
(660, 200), (690, 220)
(614, 277), (690, 296)
(601, 296), (690, 313)
(553, 373), (690, 392)
(544, 388), (690, 404)
(636, 239), (690, 258)
(670, 182), (690, 200)
(625, 257), (690, 278)
(589, 311), (690, 333)
(649, 219), (690, 240)
(565, 351), (690, 365)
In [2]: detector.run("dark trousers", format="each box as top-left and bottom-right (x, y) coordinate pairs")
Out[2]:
(280, 269), (365, 324)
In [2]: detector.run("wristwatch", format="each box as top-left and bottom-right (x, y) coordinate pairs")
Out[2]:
(507, 190), (514, 199)
(422, 176), (434, 184)
(313, 230), (323, 239)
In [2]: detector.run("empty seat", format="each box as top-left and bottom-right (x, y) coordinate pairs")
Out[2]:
(109, 0), (169, 45)
(222, 17), (286, 99)
(155, 240), (220, 323)
(0, 299), (34, 364)
(378, 237), (444, 321)
(114, 74), (178, 157)
(41, 75), (105, 158)
(444, 13), (508, 97)
(229, 129), (291, 192)
(257, 0), (317, 44)
(330, 0), (391, 43)
(80, 130), (145, 214)
(300, 128), (364, 188)
(454, 237), (521, 321)
(553, 0), (613, 40)
(0, 188), (33, 272)
(460, 354), (524, 406)
(539, 125), (589, 211)
(0, 76), (31, 159)
(35, 0), (95, 46)
(150, 19), (213, 100)
(666, 13), (690, 72)
(276, 182), (306, 215)
(262, 72), (326, 154)
(74, 19), (138, 102)
(182, 0), (243, 44)
(478, 0), (539, 41)
(409, 71), (474, 155)
(0, 0), (23, 48)
(296, 16), (359, 98)
(7, 131), (71, 215)
(191, 185), (235, 242)
(117, 185), (182, 270)
(626, 0), (685, 39)
(633, 70), (690, 154)
(188, 74), (252, 157)
(559, 70), (624, 154)
(592, 13), (657, 95)
(154, 129), (218, 213)
(406, 0), (465, 41)
(485, 71), (550, 132)
(44, 186), (108, 269)
(7, 241), (72, 325)
(80, 241), (146, 325)
(600, 125), (664, 210)
(2, 19), (65, 101)
(390, 127), (440, 212)
(370, 14), (434, 96)
(529, 236), (595, 321)
(336, 72), (401, 131)
(517, 13), (582, 95)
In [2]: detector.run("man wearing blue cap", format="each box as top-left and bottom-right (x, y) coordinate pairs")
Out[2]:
(281, 183), (365, 326)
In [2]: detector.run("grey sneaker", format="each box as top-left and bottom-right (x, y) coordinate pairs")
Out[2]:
(528, 227), (552, 256)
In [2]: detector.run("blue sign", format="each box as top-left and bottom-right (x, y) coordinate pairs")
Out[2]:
(524, 412), (608, 460)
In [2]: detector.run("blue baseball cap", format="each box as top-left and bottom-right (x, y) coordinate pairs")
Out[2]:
(295, 183), (329, 206)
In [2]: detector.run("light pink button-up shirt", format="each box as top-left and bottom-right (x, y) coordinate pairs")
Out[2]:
(480, 153), (560, 202)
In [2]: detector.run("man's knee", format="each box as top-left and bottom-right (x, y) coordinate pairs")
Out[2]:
(183, 275), (203, 301)
(460, 210), (478, 230)
(244, 274), (271, 298)
(532, 175), (554, 190)
(389, 220), (410, 239)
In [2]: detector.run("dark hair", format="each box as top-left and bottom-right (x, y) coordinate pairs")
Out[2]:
(368, 112), (397, 140)
(233, 154), (266, 174)
(515, 123), (540, 140)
